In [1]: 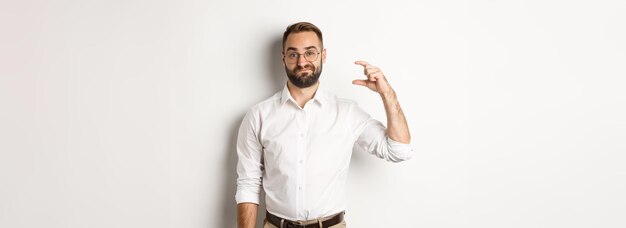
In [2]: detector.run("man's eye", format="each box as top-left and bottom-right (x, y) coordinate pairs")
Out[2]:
(288, 53), (298, 58)
(305, 52), (315, 57)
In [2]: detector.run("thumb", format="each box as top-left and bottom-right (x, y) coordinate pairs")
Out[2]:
(352, 79), (369, 86)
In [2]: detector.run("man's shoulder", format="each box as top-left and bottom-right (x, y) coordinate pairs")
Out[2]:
(246, 90), (282, 113)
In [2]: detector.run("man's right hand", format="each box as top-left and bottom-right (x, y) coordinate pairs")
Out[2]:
(237, 203), (258, 228)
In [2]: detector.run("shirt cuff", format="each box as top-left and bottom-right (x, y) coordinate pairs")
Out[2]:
(387, 137), (415, 161)
(235, 190), (260, 205)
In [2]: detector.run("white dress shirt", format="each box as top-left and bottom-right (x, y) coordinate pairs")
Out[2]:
(235, 82), (414, 221)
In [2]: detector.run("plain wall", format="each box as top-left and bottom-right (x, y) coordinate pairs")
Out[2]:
(1, 0), (625, 227)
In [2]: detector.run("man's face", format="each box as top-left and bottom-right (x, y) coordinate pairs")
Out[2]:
(282, 31), (326, 88)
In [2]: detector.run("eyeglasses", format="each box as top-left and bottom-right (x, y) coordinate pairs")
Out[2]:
(284, 50), (320, 64)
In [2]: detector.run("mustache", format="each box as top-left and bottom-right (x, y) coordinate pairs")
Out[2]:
(295, 64), (315, 72)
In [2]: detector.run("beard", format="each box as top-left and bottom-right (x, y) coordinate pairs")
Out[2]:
(285, 62), (322, 88)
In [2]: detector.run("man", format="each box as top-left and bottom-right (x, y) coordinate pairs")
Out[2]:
(236, 22), (414, 228)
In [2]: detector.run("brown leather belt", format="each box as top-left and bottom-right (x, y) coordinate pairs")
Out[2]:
(266, 211), (345, 228)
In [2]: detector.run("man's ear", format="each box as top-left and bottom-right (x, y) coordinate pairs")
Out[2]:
(322, 48), (327, 64)
(281, 51), (286, 67)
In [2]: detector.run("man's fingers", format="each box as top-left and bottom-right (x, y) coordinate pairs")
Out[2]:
(358, 61), (380, 76)
(356, 60), (383, 82)
(368, 72), (384, 81)
(352, 79), (369, 86)
(354, 60), (371, 67)
(366, 69), (380, 77)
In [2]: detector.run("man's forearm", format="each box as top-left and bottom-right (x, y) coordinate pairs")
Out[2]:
(380, 89), (411, 144)
(237, 203), (258, 228)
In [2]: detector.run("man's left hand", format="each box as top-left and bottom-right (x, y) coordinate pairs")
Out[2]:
(352, 60), (393, 95)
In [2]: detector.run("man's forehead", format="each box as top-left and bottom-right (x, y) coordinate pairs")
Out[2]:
(284, 32), (322, 50)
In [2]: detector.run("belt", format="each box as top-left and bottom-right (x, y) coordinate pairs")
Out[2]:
(266, 211), (345, 228)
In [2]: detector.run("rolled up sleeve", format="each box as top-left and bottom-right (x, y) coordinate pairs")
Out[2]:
(351, 104), (415, 162)
(235, 109), (264, 204)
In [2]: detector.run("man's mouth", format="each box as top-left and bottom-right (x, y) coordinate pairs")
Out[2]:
(295, 68), (313, 76)
(296, 64), (314, 71)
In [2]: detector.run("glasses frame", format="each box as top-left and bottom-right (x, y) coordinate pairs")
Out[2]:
(283, 50), (321, 64)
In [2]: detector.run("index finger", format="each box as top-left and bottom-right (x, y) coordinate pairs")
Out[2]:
(354, 60), (371, 67)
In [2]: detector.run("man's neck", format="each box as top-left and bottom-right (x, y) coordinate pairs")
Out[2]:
(287, 81), (319, 109)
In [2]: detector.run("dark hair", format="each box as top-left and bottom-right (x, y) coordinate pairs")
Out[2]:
(282, 22), (323, 50)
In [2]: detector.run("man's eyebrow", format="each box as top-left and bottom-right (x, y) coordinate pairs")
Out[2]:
(285, 46), (319, 52)
(305, 46), (318, 50)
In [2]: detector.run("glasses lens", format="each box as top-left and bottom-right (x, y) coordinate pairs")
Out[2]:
(305, 52), (318, 62)
(286, 52), (298, 63)
(285, 52), (318, 63)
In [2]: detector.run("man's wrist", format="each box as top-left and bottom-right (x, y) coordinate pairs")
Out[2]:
(380, 89), (396, 101)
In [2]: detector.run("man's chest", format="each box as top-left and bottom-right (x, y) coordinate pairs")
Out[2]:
(258, 110), (355, 167)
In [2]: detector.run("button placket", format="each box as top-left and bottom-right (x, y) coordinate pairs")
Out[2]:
(295, 109), (307, 218)
(297, 109), (310, 219)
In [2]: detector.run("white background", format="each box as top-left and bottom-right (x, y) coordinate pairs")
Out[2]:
(1, 0), (625, 227)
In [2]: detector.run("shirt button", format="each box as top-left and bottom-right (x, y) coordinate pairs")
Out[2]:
(300, 133), (304, 138)
(299, 186), (303, 190)
(299, 160), (303, 164)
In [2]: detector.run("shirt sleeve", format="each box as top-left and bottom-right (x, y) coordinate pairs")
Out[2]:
(350, 103), (415, 162)
(235, 109), (264, 204)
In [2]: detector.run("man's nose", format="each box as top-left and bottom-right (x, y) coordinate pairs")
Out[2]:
(296, 54), (308, 66)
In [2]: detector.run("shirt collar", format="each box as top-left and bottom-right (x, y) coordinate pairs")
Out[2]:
(280, 82), (329, 107)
